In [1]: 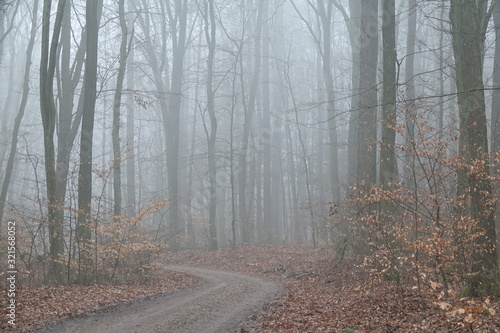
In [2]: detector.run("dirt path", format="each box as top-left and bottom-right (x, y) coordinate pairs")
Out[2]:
(32, 266), (281, 333)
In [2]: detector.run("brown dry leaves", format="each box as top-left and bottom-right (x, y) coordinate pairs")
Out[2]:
(4, 245), (499, 332)
(0, 269), (199, 332)
(167, 245), (500, 333)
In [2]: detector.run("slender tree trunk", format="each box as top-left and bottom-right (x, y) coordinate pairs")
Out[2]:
(493, 0), (500, 161)
(230, 78), (237, 248)
(185, 34), (203, 248)
(319, 0), (340, 202)
(333, 0), (361, 183)
(404, 0), (417, 185)
(438, 4), (445, 142)
(77, 0), (102, 285)
(40, 0), (67, 285)
(0, 49), (16, 171)
(285, 120), (300, 242)
(261, 0), (273, 242)
(380, 0), (397, 189)
(0, 0), (21, 66)
(492, 0), (500, 257)
(285, 65), (316, 247)
(238, 0), (263, 244)
(204, 0), (218, 250)
(229, 39), (242, 248)
(112, 0), (130, 222)
(126, 29), (136, 217)
(0, 0), (39, 225)
(255, 133), (263, 242)
(0, 1), (4, 66)
(356, 0), (378, 185)
(165, 0), (188, 251)
(292, 0), (340, 202)
(271, 6), (285, 242)
(54, 1), (88, 251)
(135, 0), (171, 238)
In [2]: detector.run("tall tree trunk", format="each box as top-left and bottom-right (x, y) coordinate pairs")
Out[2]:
(77, 0), (102, 285)
(261, 0), (273, 242)
(0, 1), (4, 66)
(238, 0), (263, 244)
(493, 0), (500, 162)
(165, 0), (188, 251)
(54, 1), (87, 246)
(318, 0), (340, 202)
(255, 133), (263, 242)
(332, 0), (361, 183)
(271, 5), (286, 242)
(404, 0), (417, 185)
(126, 29), (136, 217)
(380, 0), (397, 188)
(285, 65), (316, 247)
(112, 0), (130, 222)
(450, 0), (499, 296)
(492, 0), (500, 257)
(230, 66), (238, 248)
(292, 0), (340, 202)
(356, 0), (378, 185)
(135, 0), (172, 239)
(285, 120), (300, 242)
(204, 0), (218, 250)
(40, 0), (67, 285)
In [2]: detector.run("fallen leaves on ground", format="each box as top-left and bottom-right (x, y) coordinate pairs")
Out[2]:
(4, 245), (499, 332)
(1, 269), (199, 332)
(166, 244), (500, 333)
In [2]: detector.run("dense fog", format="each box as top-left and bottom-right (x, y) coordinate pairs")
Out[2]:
(0, 0), (498, 290)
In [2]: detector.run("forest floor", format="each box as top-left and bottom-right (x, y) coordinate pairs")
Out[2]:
(2, 244), (500, 332)
(28, 266), (281, 333)
(165, 244), (500, 333)
(1, 269), (199, 332)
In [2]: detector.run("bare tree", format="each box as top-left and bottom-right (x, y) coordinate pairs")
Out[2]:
(0, 0), (21, 66)
(39, 0), (67, 284)
(77, 0), (103, 285)
(165, 0), (189, 250)
(492, 1), (500, 162)
(356, 0), (378, 186)
(332, 0), (361, 183)
(202, 0), (218, 250)
(112, 0), (132, 222)
(0, 0), (39, 226)
(291, 0), (340, 202)
(126, 21), (136, 218)
(450, 0), (498, 296)
(403, 0), (417, 185)
(380, 0), (397, 188)
(238, 0), (263, 244)
(261, 0), (272, 241)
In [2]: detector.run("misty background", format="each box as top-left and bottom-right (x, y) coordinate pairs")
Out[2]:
(0, 0), (498, 289)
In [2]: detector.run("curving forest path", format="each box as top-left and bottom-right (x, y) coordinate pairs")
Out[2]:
(32, 266), (281, 333)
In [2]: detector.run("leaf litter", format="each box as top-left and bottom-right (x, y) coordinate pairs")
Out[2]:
(4, 244), (499, 332)
(166, 244), (500, 333)
(1, 269), (199, 332)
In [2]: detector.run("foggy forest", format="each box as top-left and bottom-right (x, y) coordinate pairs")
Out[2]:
(1, 0), (500, 331)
